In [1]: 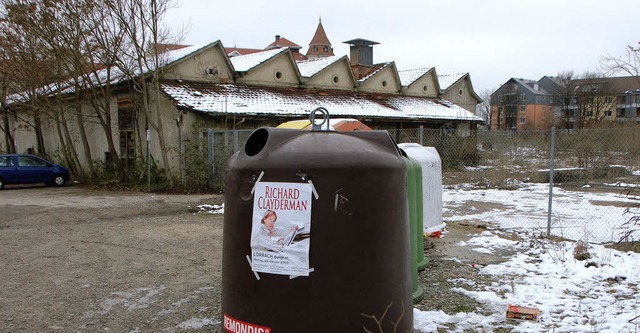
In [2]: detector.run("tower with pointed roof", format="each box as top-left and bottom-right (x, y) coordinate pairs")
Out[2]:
(306, 18), (334, 59)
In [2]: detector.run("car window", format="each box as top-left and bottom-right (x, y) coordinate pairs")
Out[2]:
(0, 156), (14, 167)
(18, 156), (47, 167)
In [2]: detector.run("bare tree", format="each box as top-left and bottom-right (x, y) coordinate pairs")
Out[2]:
(492, 82), (520, 130)
(1, 0), (185, 183)
(553, 70), (575, 129)
(476, 88), (493, 130)
(568, 71), (616, 129)
(105, 0), (184, 183)
(0, 0), (106, 175)
(601, 41), (640, 78)
(0, 1), (64, 157)
(0, 42), (14, 153)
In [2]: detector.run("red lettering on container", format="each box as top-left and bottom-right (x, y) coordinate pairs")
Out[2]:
(223, 313), (271, 333)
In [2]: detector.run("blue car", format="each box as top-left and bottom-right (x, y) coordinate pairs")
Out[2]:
(0, 154), (70, 189)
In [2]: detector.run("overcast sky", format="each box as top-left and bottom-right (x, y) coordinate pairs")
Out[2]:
(165, 0), (638, 94)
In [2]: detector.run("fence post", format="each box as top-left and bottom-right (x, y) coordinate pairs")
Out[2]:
(419, 126), (424, 145)
(547, 127), (556, 236)
(233, 130), (239, 153)
(208, 129), (215, 188)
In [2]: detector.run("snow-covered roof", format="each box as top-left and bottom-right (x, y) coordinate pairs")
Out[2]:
(358, 62), (393, 83)
(160, 82), (482, 122)
(296, 56), (340, 77)
(160, 43), (210, 65)
(438, 73), (467, 91)
(397, 68), (433, 86)
(229, 48), (288, 72)
(6, 42), (216, 105)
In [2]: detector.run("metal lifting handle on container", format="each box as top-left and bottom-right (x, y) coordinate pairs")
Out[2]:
(309, 107), (331, 131)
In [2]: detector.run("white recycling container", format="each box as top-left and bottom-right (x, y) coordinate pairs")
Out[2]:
(398, 143), (444, 233)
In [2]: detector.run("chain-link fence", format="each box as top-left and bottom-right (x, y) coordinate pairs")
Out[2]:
(206, 129), (254, 190)
(393, 126), (640, 244)
(208, 126), (640, 244)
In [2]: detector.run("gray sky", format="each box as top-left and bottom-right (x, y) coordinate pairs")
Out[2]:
(165, 0), (638, 94)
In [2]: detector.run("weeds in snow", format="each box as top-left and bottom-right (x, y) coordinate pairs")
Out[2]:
(548, 242), (569, 264)
(618, 185), (640, 243)
(573, 241), (591, 261)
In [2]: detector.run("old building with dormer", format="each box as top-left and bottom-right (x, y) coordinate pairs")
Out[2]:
(3, 20), (482, 176)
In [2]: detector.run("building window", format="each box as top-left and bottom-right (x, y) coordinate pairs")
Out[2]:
(458, 89), (463, 96)
(382, 80), (388, 87)
(616, 108), (625, 117)
(275, 71), (283, 80)
(521, 94), (526, 101)
(605, 96), (613, 103)
(313, 46), (318, 52)
(323, 46), (329, 53)
(499, 95), (503, 103)
(519, 117), (526, 124)
(332, 75), (339, 84)
(520, 106), (526, 112)
(585, 111), (593, 117)
(423, 85), (428, 92)
(605, 111), (612, 117)
(550, 97), (554, 104)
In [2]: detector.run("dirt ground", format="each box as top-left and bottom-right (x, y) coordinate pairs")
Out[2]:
(0, 184), (519, 333)
(0, 185), (224, 333)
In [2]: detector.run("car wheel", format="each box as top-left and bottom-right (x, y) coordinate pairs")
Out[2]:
(0, 178), (4, 190)
(51, 174), (66, 187)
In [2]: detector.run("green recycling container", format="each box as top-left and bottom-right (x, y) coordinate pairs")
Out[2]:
(413, 159), (428, 271)
(401, 150), (424, 303)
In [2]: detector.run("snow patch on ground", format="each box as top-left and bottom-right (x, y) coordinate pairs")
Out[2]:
(197, 203), (224, 214)
(414, 233), (640, 332)
(176, 317), (219, 330)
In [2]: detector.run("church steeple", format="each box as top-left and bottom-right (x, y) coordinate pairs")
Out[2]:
(306, 18), (334, 58)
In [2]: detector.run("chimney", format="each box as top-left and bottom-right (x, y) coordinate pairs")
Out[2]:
(343, 38), (379, 66)
(275, 35), (280, 41)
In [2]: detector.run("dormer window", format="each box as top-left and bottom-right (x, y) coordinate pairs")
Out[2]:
(323, 46), (329, 53)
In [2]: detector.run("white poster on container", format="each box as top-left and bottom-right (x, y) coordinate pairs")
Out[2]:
(250, 182), (312, 276)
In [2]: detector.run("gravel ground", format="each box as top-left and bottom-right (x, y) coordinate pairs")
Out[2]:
(415, 224), (520, 333)
(0, 184), (515, 332)
(0, 185), (224, 333)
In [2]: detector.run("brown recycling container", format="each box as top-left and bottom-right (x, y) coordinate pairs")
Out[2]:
(222, 127), (413, 333)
